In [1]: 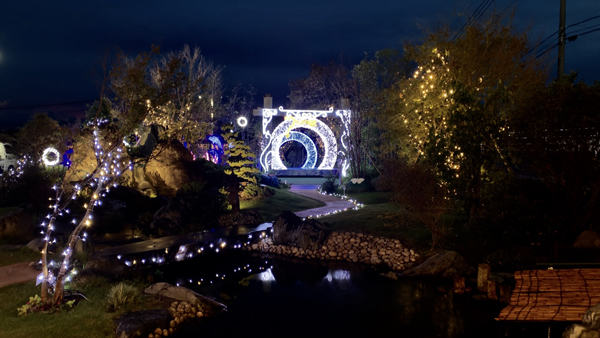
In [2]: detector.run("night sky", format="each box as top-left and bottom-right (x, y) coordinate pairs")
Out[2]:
(1, 0), (599, 128)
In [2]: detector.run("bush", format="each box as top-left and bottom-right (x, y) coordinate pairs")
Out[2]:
(320, 175), (338, 194)
(106, 282), (140, 312)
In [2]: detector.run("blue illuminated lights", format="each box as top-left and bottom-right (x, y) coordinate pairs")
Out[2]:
(278, 131), (318, 169)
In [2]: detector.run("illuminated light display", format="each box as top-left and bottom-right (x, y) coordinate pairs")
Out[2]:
(259, 106), (351, 174)
(275, 131), (318, 169)
(236, 116), (248, 127)
(42, 147), (60, 166)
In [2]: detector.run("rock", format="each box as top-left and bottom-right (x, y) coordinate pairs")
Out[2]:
(582, 303), (600, 330)
(381, 271), (398, 280)
(115, 309), (170, 338)
(84, 252), (127, 278)
(64, 134), (98, 184)
(574, 231), (600, 249)
(562, 303), (600, 337)
(563, 324), (600, 338)
(0, 207), (35, 241)
(124, 163), (156, 197)
(26, 238), (45, 252)
(402, 250), (472, 279)
(144, 141), (195, 197)
(144, 282), (226, 314)
(272, 211), (329, 251)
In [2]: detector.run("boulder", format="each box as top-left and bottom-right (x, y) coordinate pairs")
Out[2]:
(402, 250), (472, 279)
(563, 324), (600, 338)
(26, 238), (45, 252)
(0, 207), (35, 241)
(144, 141), (194, 197)
(574, 231), (600, 249)
(114, 309), (170, 338)
(144, 282), (226, 315)
(582, 303), (600, 330)
(272, 211), (329, 251)
(63, 133), (97, 184)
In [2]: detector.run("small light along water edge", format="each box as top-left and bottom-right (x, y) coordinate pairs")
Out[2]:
(152, 251), (531, 338)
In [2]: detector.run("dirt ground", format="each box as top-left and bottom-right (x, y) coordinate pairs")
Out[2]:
(0, 261), (39, 288)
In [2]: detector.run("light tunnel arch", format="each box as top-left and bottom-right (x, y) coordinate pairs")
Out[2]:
(270, 119), (337, 170)
(278, 131), (318, 169)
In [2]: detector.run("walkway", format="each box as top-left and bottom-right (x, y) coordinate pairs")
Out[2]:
(0, 261), (39, 288)
(497, 269), (600, 321)
(289, 189), (357, 218)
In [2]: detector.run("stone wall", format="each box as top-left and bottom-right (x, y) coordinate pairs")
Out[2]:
(246, 231), (419, 271)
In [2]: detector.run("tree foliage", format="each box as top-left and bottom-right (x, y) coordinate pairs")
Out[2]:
(222, 124), (260, 202)
(379, 15), (547, 216)
(145, 45), (223, 142)
(17, 114), (70, 160)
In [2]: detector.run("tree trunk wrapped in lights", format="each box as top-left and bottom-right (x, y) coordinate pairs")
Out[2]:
(38, 46), (187, 307)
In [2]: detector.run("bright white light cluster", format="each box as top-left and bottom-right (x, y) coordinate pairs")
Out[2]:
(42, 147), (60, 166)
(259, 106), (351, 173)
(335, 110), (351, 177)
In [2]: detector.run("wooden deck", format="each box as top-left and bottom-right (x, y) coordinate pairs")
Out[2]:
(497, 269), (600, 321)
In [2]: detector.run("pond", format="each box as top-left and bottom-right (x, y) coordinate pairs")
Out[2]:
(153, 251), (542, 338)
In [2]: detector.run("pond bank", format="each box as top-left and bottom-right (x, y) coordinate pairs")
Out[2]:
(246, 230), (420, 271)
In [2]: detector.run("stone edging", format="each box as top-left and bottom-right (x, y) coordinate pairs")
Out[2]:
(245, 231), (419, 271)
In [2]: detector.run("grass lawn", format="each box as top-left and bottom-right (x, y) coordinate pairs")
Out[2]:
(0, 276), (164, 338)
(0, 246), (40, 268)
(241, 188), (325, 222)
(317, 191), (432, 251)
(0, 281), (115, 338)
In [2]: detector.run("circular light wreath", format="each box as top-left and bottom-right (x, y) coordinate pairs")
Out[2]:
(279, 131), (318, 169)
(270, 119), (337, 170)
(236, 116), (248, 128)
(42, 147), (60, 166)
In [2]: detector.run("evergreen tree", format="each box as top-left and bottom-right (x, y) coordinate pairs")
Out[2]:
(222, 124), (260, 207)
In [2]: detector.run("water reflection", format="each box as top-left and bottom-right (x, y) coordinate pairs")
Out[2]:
(163, 253), (502, 338)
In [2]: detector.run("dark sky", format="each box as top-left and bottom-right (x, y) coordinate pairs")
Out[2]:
(1, 0), (599, 128)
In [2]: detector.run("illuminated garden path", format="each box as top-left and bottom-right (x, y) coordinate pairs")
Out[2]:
(290, 189), (358, 219)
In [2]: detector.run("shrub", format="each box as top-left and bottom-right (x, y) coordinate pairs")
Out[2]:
(320, 175), (338, 194)
(106, 282), (140, 312)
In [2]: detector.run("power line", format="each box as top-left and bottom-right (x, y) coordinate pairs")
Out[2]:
(453, 0), (494, 40)
(527, 14), (600, 56)
(473, 0), (495, 22)
(535, 26), (600, 59)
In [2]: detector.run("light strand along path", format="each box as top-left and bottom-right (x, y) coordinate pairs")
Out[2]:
(0, 188), (355, 288)
(289, 189), (357, 218)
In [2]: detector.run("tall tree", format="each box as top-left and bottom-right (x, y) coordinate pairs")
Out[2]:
(381, 14), (547, 216)
(288, 61), (369, 178)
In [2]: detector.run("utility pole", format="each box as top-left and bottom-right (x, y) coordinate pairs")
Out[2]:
(557, 0), (566, 79)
